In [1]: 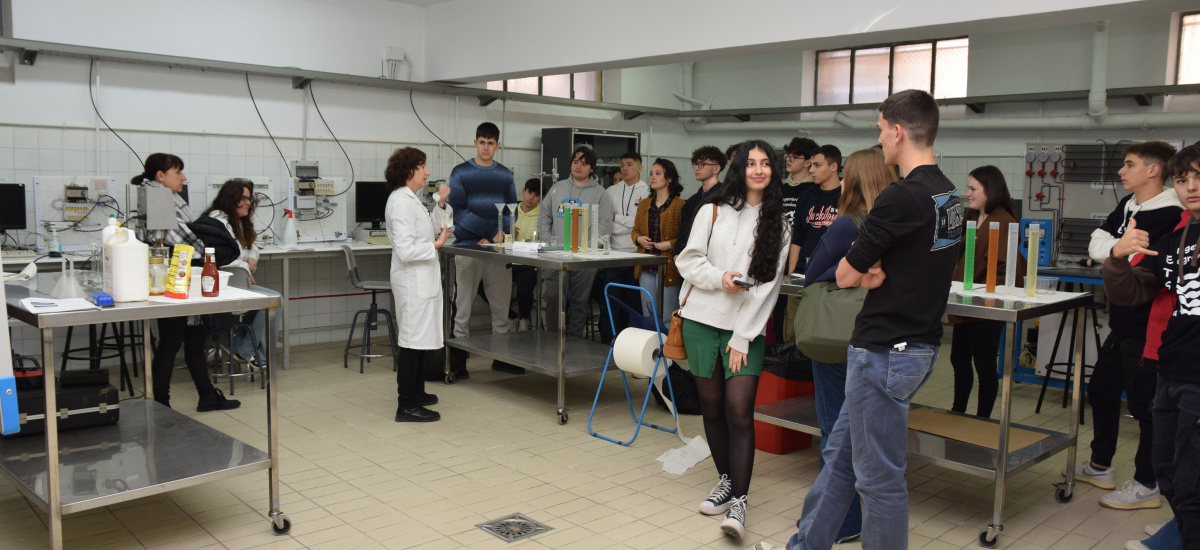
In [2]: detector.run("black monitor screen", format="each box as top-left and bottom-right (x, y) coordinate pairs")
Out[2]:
(355, 181), (390, 229)
(0, 183), (27, 231)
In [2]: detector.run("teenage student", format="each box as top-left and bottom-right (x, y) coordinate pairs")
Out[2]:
(536, 146), (614, 336)
(1104, 143), (1200, 548)
(602, 151), (649, 341)
(631, 158), (685, 326)
(441, 122), (522, 377)
(674, 145), (727, 261)
(385, 147), (453, 422)
(132, 153), (240, 412)
(949, 166), (1025, 418)
(787, 144), (842, 274)
(782, 137), (819, 224)
(760, 89), (963, 550)
(1071, 141), (1182, 510)
(510, 178), (541, 331)
(676, 141), (790, 540)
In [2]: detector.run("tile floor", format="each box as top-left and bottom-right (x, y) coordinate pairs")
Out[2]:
(0, 336), (1165, 549)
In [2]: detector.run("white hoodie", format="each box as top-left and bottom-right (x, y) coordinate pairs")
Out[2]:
(1088, 188), (1184, 262)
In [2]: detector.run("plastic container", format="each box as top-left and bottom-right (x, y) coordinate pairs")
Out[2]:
(47, 229), (61, 257)
(1036, 276), (1059, 295)
(100, 216), (119, 245)
(282, 209), (299, 247)
(102, 227), (150, 302)
(200, 248), (219, 297)
(753, 371), (814, 454)
(189, 268), (231, 297)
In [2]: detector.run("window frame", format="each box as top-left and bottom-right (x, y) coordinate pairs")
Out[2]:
(814, 36), (968, 105)
(489, 72), (602, 101)
(1178, 10), (1200, 85)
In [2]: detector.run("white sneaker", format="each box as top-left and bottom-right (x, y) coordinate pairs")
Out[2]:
(1126, 540), (1151, 550)
(517, 318), (530, 332)
(753, 541), (783, 550)
(1063, 462), (1116, 490)
(699, 474), (732, 515)
(720, 496), (747, 539)
(1101, 480), (1161, 510)
(1146, 518), (1171, 536)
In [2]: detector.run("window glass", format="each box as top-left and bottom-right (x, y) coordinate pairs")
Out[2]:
(506, 77), (539, 95)
(486, 81), (503, 91)
(542, 74), (571, 98)
(1181, 13), (1200, 85)
(853, 47), (891, 103)
(817, 50), (851, 105)
(573, 72), (598, 100)
(892, 43), (933, 94)
(934, 38), (969, 98)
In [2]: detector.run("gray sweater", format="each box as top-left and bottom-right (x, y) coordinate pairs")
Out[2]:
(537, 176), (614, 247)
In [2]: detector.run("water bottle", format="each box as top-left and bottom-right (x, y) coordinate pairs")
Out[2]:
(47, 229), (61, 257)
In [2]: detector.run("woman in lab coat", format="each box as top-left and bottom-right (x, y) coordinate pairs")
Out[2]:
(385, 147), (453, 423)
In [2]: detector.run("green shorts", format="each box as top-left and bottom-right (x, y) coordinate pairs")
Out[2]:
(681, 318), (765, 380)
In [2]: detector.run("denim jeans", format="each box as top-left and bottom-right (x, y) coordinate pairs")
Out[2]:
(236, 285), (280, 361)
(638, 270), (680, 329)
(1151, 377), (1200, 545)
(788, 342), (939, 550)
(811, 360), (864, 542)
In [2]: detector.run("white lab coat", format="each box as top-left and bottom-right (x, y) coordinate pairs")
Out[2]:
(386, 186), (444, 350)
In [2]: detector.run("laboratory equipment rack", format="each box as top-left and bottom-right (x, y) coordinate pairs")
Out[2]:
(3, 274), (288, 550)
(439, 245), (665, 424)
(763, 277), (1090, 548)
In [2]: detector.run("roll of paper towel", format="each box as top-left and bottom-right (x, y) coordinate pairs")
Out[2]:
(612, 328), (665, 378)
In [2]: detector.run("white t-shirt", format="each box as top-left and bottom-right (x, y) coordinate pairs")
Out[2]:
(606, 180), (649, 252)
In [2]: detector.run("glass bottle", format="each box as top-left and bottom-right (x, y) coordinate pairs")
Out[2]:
(201, 247), (219, 297)
(148, 256), (167, 296)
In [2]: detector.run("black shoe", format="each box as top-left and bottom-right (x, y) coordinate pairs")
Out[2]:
(453, 369), (469, 380)
(395, 406), (440, 422)
(491, 360), (526, 375)
(419, 393), (438, 406)
(196, 388), (241, 412)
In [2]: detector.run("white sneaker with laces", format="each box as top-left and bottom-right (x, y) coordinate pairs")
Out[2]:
(699, 474), (732, 515)
(1101, 480), (1161, 510)
(720, 496), (747, 539)
(517, 318), (530, 332)
(1063, 462), (1116, 490)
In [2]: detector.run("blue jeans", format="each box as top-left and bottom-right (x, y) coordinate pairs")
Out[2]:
(236, 285), (280, 361)
(1152, 377), (1200, 545)
(638, 270), (679, 329)
(788, 343), (939, 550)
(811, 360), (863, 542)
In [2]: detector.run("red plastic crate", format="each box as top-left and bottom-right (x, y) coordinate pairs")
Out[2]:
(754, 370), (814, 454)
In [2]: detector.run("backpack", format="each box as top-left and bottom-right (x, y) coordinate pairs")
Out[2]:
(649, 363), (703, 415)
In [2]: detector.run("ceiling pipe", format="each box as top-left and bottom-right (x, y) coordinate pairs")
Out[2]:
(1088, 21), (1110, 120)
(684, 110), (1200, 134)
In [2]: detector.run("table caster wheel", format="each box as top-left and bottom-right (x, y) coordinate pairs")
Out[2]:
(272, 517), (291, 535)
(444, 372), (455, 384)
(1055, 487), (1073, 503)
(558, 411), (568, 425)
(978, 530), (997, 548)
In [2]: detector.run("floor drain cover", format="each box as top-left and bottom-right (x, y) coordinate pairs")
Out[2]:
(477, 513), (553, 542)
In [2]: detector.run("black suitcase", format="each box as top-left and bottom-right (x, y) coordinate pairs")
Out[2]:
(4, 384), (121, 438)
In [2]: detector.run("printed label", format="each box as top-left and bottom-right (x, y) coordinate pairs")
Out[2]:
(201, 276), (215, 293)
(931, 191), (965, 251)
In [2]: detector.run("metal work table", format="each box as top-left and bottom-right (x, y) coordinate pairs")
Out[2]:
(1039, 265), (1103, 286)
(764, 279), (1090, 548)
(439, 245), (666, 424)
(3, 274), (289, 549)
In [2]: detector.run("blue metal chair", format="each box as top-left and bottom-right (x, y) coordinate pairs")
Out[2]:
(587, 283), (678, 446)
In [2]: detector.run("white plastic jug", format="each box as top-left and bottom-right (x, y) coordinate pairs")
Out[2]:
(103, 227), (150, 302)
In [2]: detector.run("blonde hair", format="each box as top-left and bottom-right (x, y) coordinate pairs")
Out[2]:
(838, 148), (895, 217)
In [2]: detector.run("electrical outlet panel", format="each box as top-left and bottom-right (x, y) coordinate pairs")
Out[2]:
(313, 179), (336, 195)
(62, 204), (90, 221)
(1020, 218), (1054, 267)
(64, 185), (88, 203)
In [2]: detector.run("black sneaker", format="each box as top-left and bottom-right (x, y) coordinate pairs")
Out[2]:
(491, 360), (526, 375)
(419, 393), (438, 406)
(395, 406), (440, 422)
(196, 388), (241, 412)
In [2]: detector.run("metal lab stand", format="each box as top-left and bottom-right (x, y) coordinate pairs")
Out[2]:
(439, 245), (666, 424)
(2, 274), (289, 549)
(759, 278), (1090, 548)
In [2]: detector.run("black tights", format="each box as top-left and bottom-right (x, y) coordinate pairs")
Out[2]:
(695, 360), (760, 499)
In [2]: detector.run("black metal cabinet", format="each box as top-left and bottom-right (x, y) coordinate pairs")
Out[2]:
(540, 128), (640, 192)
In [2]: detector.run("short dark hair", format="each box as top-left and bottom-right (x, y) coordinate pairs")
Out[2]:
(784, 137), (818, 158)
(1124, 141), (1177, 177)
(811, 144), (843, 172)
(879, 89), (940, 148)
(691, 145), (727, 171)
(652, 158), (684, 199)
(476, 122), (500, 141)
(725, 144), (739, 161)
(384, 147), (427, 192)
(571, 146), (597, 169)
(968, 165), (1016, 217)
(620, 151), (642, 164)
(523, 177), (541, 196)
(1167, 144), (1200, 179)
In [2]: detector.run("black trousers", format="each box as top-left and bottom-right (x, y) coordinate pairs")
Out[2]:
(512, 265), (538, 321)
(1088, 333), (1156, 485)
(396, 346), (431, 409)
(1152, 377), (1200, 545)
(950, 320), (1004, 417)
(152, 316), (215, 407)
(599, 266), (638, 343)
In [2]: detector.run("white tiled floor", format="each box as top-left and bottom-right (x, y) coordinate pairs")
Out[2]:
(0, 336), (1164, 549)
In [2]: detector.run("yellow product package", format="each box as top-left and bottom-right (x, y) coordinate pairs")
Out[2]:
(163, 244), (195, 299)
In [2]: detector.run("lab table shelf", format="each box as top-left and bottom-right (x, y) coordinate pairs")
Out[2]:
(446, 330), (610, 379)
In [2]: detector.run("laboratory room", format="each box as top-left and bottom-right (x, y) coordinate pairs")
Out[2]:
(2, 1), (1200, 549)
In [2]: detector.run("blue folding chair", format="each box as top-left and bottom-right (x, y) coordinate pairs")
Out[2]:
(587, 283), (678, 445)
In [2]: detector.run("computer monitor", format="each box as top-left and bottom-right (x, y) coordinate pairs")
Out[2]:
(355, 181), (390, 230)
(0, 183), (27, 231)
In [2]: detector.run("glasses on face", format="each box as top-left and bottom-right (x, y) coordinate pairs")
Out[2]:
(786, 154), (806, 162)
(692, 162), (718, 169)
(237, 196), (253, 204)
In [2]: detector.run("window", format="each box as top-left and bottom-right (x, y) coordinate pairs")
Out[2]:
(486, 72), (601, 101)
(1180, 12), (1200, 85)
(815, 38), (969, 105)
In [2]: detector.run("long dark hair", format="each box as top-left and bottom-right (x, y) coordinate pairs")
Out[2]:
(652, 158), (684, 199)
(704, 140), (787, 283)
(968, 165), (1015, 219)
(130, 153), (184, 185)
(202, 179), (257, 248)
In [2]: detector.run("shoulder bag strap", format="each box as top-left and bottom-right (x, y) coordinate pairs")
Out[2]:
(680, 205), (719, 308)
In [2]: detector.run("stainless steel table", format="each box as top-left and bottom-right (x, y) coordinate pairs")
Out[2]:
(763, 279), (1090, 548)
(439, 245), (666, 424)
(3, 274), (288, 549)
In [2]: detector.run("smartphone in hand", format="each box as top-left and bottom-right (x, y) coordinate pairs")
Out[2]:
(732, 279), (754, 288)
